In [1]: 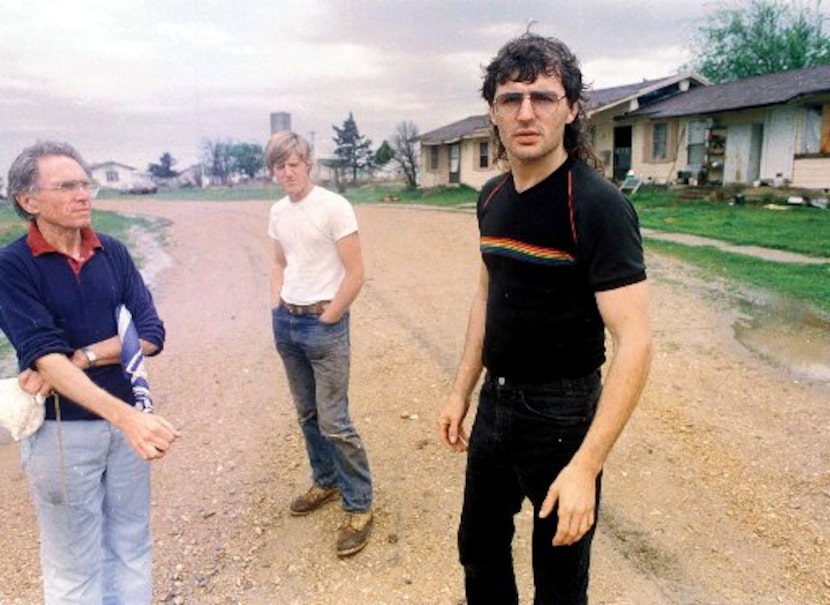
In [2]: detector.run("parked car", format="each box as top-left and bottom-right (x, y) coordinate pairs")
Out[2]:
(122, 180), (158, 195)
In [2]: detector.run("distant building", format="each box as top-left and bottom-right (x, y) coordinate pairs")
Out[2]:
(89, 161), (138, 191)
(270, 112), (292, 134)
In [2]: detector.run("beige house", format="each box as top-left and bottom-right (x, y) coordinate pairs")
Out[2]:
(417, 74), (708, 189)
(89, 161), (138, 191)
(418, 115), (494, 190)
(624, 64), (830, 189)
(418, 66), (830, 192)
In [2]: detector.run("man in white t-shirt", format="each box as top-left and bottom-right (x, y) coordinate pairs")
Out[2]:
(265, 131), (374, 557)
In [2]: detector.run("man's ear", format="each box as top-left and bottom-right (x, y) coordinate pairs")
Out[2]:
(15, 192), (37, 216)
(565, 101), (579, 125)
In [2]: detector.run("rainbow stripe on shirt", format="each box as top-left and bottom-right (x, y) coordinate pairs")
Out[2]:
(480, 236), (575, 266)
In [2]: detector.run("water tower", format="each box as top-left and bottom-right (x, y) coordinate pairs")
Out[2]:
(270, 112), (292, 134)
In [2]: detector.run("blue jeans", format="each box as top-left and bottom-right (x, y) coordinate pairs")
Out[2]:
(459, 372), (603, 605)
(21, 419), (152, 605)
(272, 306), (372, 512)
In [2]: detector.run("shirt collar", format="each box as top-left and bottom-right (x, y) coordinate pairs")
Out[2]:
(26, 224), (103, 258)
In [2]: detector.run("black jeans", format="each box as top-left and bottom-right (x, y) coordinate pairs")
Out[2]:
(459, 371), (602, 605)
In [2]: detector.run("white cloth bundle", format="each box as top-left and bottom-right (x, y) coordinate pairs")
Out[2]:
(0, 377), (45, 441)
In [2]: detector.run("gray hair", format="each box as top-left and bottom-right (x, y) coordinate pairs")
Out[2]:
(8, 141), (90, 221)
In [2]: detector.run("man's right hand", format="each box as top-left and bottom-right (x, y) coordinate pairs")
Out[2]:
(438, 393), (470, 453)
(121, 409), (181, 461)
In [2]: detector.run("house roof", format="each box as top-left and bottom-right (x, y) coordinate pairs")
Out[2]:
(418, 73), (709, 143)
(627, 64), (830, 119)
(89, 161), (136, 171)
(585, 73), (707, 113)
(419, 114), (491, 145)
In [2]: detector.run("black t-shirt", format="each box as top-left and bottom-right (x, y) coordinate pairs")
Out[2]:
(477, 157), (646, 381)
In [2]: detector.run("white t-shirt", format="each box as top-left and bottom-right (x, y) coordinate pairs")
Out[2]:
(267, 185), (358, 305)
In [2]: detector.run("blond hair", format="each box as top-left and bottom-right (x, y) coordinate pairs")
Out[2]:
(264, 131), (314, 171)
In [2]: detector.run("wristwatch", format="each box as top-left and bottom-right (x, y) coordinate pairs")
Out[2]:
(81, 346), (98, 368)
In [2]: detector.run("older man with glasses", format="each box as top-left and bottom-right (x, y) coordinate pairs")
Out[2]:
(0, 140), (180, 604)
(439, 33), (653, 604)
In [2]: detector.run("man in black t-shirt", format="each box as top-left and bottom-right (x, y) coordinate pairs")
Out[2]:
(438, 34), (653, 605)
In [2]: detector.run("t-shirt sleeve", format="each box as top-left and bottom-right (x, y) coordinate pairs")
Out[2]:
(576, 174), (647, 292)
(329, 196), (359, 241)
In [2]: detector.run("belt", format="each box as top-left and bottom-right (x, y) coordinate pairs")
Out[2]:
(280, 298), (330, 316)
(484, 370), (601, 389)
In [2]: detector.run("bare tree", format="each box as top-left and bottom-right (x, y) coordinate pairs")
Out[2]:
(201, 139), (233, 185)
(392, 121), (420, 189)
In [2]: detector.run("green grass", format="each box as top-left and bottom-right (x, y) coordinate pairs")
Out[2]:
(0, 202), (155, 247)
(97, 180), (481, 206)
(341, 182), (478, 206)
(631, 187), (830, 258)
(646, 239), (830, 315)
(97, 184), (276, 202)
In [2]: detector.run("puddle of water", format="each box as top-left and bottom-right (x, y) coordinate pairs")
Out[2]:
(733, 296), (830, 383)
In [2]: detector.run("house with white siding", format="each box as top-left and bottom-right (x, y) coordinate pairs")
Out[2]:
(621, 64), (830, 189)
(89, 161), (139, 191)
(418, 65), (830, 192)
(418, 73), (708, 189)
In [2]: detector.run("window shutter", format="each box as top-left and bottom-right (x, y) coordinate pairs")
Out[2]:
(666, 122), (678, 162)
(643, 124), (654, 163)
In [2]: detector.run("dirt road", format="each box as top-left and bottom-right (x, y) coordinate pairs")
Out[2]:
(0, 199), (828, 604)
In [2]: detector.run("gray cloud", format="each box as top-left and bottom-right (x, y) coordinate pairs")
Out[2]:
(3, 1), (820, 179)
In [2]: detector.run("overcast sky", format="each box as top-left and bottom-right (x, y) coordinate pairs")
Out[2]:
(1, 1), (827, 177)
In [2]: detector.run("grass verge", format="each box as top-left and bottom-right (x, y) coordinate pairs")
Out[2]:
(645, 239), (830, 316)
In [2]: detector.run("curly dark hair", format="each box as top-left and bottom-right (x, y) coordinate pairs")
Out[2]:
(481, 33), (600, 169)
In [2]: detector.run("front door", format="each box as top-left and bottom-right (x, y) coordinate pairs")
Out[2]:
(449, 143), (460, 184)
(613, 126), (632, 181)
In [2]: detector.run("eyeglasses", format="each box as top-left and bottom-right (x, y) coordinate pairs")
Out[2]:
(492, 90), (566, 118)
(36, 181), (100, 198)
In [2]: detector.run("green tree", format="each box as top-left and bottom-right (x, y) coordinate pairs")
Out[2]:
(332, 112), (373, 184)
(392, 121), (420, 189)
(228, 142), (264, 179)
(687, 0), (830, 83)
(373, 140), (395, 167)
(148, 152), (178, 178)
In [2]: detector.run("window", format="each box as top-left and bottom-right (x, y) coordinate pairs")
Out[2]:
(802, 106), (821, 153)
(686, 121), (707, 169)
(449, 144), (460, 184)
(478, 141), (489, 169)
(644, 121), (677, 162)
(800, 105), (830, 154)
(429, 146), (439, 171)
(652, 123), (668, 160)
(106, 170), (119, 183)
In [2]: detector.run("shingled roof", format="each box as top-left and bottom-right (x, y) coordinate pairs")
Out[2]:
(419, 114), (491, 145)
(628, 65), (830, 119)
(418, 74), (708, 144)
(585, 74), (707, 112)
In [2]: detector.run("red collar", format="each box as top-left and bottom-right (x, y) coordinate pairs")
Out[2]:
(26, 225), (103, 276)
(26, 224), (103, 258)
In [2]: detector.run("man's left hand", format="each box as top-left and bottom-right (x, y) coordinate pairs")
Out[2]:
(538, 462), (597, 546)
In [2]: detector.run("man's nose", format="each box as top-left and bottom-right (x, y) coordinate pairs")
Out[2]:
(517, 95), (535, 120)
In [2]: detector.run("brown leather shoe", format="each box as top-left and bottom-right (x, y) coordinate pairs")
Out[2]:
(289, 485), (339, 516)
(336, 510), (373, 557)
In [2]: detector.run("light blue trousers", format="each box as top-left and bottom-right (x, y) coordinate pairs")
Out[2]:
(21, 420), (152, 604)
